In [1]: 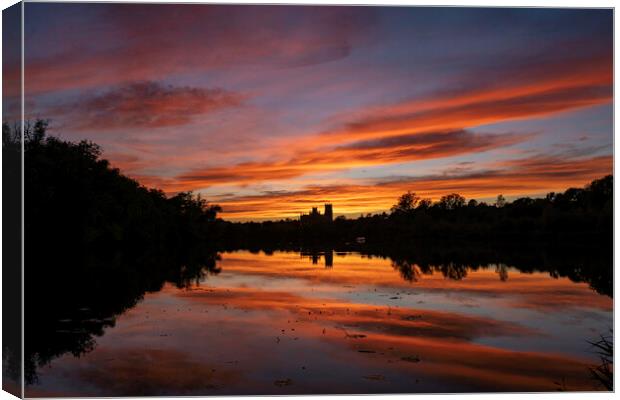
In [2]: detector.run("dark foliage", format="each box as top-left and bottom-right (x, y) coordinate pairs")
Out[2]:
(3, 121), (222, 384)
(588, 331), (613, 390)
(217, 175), (612, 253)
(2, 121), (23, 388)
(22, 120), (221, 264)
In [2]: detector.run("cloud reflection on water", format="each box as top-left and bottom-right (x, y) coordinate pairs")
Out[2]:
(27, 251), (611, 395)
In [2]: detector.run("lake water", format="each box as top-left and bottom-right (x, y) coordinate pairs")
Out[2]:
(25, 250), (612, 396)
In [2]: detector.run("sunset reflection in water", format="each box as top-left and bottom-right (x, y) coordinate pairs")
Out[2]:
(26, 251), (611, 396)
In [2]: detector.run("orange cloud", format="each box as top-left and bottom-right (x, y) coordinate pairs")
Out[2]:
(131, 51), (611, 204)
(321, 54), (611, 143)
(173, 130), (528, 189)
(18, 4), (612, 223)
(202, 154), (612, 220)
(330, 84), (610, 142)
(52, 82), (244, 129)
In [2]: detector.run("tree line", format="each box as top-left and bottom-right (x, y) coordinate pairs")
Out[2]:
(217, 175), (612, 248)
(6, 120), (222, 266)
(7, 120), (610, 254)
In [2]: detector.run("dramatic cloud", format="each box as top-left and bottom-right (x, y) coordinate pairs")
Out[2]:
(173, 130), (529, 188)
(138, 47), (611, 197)
(17, 4), (376, 96)
(206, 154), (611, 220)
(321, 60), (612, 144)
(334, 130), (528, 160)
(16, 4), (613, 221)
(51, 81), (244, 129)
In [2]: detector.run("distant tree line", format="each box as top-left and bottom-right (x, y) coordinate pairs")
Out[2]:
(4, 119), (612, 269)
(8, 119), (610, 255)
(216, 175), (612, 248)
(216, 176), (612, 297)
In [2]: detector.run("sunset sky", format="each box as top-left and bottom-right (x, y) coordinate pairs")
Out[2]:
(5, 4), (613, 220)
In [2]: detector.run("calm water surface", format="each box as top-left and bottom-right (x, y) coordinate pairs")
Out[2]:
(26, 250), (612, 396)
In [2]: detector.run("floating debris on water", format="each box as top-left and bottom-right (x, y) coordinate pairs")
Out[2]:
(401, 355), (421, 363)
(274, 379), (292, 387)
(363, 374), (385, 381)
(346, 334), (366, 339)
(340, 327), (367, 339)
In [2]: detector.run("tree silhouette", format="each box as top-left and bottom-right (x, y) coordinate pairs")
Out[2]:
(495, 194), (506, 208)
(3, 120), (224, 384)
(391, 191), (420, 214)
(438, 193), (466, 210)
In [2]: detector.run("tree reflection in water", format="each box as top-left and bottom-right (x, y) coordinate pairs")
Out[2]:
(19, 249), (221, 385)
(16, 242), (612, 389)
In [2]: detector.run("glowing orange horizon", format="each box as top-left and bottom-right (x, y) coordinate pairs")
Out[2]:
(10, 4), (612, 222)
